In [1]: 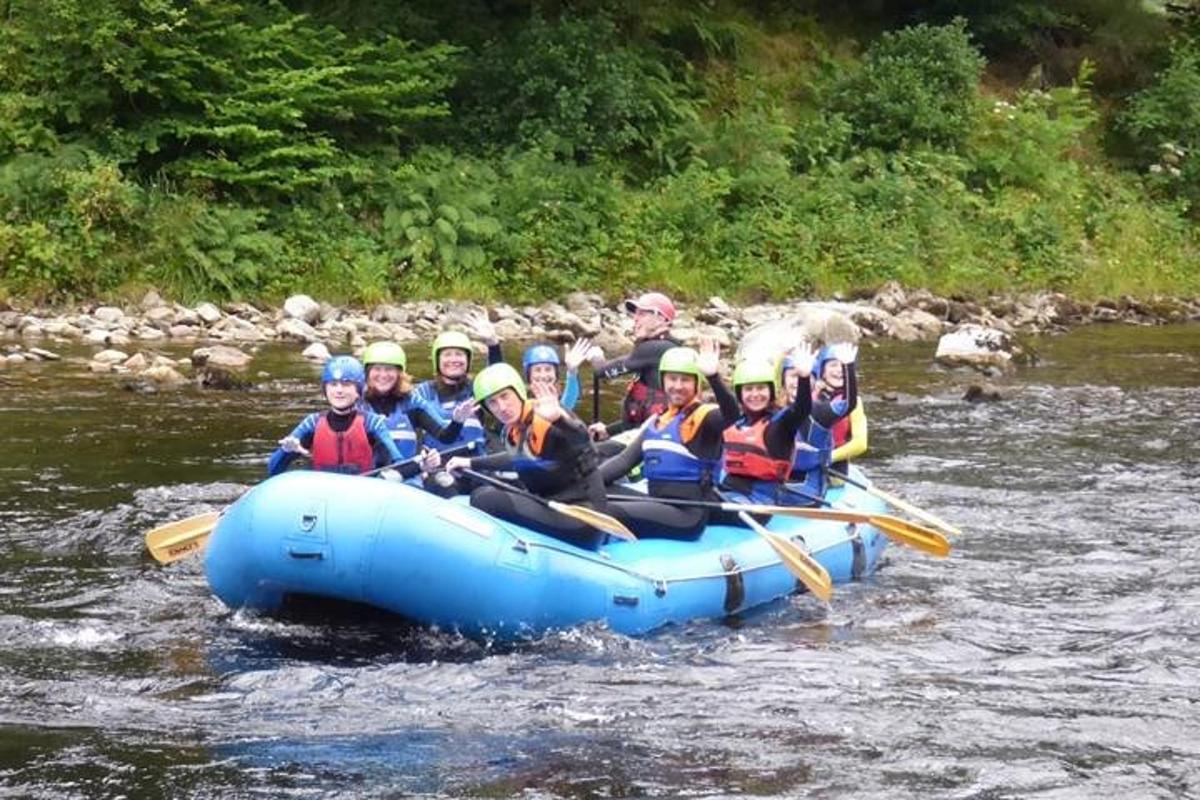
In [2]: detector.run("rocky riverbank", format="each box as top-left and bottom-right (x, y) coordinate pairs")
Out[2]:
(1, 283), (1197, 386)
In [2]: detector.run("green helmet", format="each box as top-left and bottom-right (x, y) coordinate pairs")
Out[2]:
(362, 341), (407, 371)
(473, 362), (528, 404)
(431, 330), (473, 370)
(732, 359), (777, 395)
(658, 347), (703, 382)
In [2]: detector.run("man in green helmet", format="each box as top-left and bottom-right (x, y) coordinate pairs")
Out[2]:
(445, 363), (609, 549)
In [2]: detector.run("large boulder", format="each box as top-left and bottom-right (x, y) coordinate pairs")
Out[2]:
(736, 305), (859, 362)
(283, 294), (321, 324)
(934, 324), (1016, 373)
(191, 344), (253, 370)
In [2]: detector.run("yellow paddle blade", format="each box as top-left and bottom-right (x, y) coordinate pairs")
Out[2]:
(866, 484), (964, 537)
(733, 504), (951, 559)
(866, 515), (952, 558)
(736, 511), (832, 602)
(548, 501), (638, 542)
(144, 511), (220, 564)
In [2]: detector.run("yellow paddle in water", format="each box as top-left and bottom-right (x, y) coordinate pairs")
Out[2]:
(145, 511), (222, 564)
(826, 469), (963, 538)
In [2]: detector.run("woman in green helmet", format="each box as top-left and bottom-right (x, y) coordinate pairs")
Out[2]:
(715, 341), (819, 506)
(444, 363), (609, 549)
(361, 340), (475, 481)
(412, 312), (505, 451)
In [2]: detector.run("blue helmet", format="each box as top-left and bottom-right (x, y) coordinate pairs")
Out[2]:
(521, 344), (561, 377)
(810, 345), (838, 383)
(322, 355), (365, 391)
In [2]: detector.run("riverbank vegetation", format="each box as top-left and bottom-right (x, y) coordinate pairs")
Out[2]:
(1, 0), (1198, 305)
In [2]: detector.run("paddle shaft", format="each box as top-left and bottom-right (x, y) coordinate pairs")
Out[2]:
(592, 373), (601, 425)
(823, 467), (962, 537)
(459, 468), (636, 541)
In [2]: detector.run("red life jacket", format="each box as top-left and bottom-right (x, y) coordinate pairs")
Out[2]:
(311, 412), (374, 475)
(623, 378), (670, 426)
(722, 416), (792, 482)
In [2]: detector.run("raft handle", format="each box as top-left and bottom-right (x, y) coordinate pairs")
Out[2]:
(288, 548), (325, 560)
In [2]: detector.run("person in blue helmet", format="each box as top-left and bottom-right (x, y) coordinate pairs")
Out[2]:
(412, 312), (505, 451)
(781, 341), (862, 502)
(268, 355), (406, 477)
(522, 338), (593, 412)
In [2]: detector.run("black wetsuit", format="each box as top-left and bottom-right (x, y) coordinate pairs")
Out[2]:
(595, 336), (679, 436)
(464, 408), (608, 549)
(600, 375), (729, 540)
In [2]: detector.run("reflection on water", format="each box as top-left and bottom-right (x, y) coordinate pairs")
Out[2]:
(1, 325), (1198, 797)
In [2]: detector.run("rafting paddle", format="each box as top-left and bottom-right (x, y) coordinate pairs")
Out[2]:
(825, 468), (963, 537)
(606, 494), (951, 558)
(459, 468), (637, 542)
(144, 443), (479, 565)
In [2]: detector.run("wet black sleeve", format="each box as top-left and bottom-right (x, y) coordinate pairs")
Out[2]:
(767, 374), (813, 451)
(600, 431), (645, 484)
(708, 372), (741, 426)
(487, 342), (503, 366)
(691, 407), (726, 460)
(408, 407), (464, 444)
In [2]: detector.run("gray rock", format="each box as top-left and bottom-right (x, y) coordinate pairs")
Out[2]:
(27, 347), (61, 361)
(963, 383), (1003, 402)
(192, 344), (253, 370)
(371, 304), (408, 324)
(283, 294), (321, 324)
(934, 324), (1015, 373)
(277, 317), (321, 343)
(123, 352), (148, 371)
(140, 289), (166, 311)
(142, 364), (188, 385)
(893, 308), (944, 340)
(302, 342), (332, 362)
(0, 311), (22, 328)
(92, 349), (129, 365)
(84, 329), (112, 345)
(88, 360), (112, 373)
(93, 306), (125, 324)
(194, 302), (223, 324)
(168, 325), (198, 339)
(7, 353), (27, 364)
(872, 280), (908, 314)
(136, 327), (166, 341)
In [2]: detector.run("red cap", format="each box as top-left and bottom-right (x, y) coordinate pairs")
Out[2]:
(623, 292), (676, 322)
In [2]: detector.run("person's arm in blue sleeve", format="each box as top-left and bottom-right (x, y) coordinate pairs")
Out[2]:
(410, 393), (463, 443)
(561, 370), (581, 412)
(267, 413), (320, 476)
(365, 412), (404, 466)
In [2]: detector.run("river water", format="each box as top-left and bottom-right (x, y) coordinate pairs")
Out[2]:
(1, 324), (1197, 798)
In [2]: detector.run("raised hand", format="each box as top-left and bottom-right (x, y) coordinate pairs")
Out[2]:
(530, 380), (564, 424)
(830, 342), (858, 365)
(565, 338), (592, 372)
(279, 435), (310, 456)
(451, 398), (479, 423)
(588, 345), (606, 369)
(463, 310), (498, 346)
(790, 340), (818, 378)
(697, 336), (721, 377)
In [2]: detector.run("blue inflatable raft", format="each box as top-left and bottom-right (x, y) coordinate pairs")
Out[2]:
(204, 469), (890, 640)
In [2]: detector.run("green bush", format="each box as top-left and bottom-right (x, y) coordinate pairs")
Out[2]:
(454, 13), (697, 168)
(832, 21), (986, 152)
(1120, 44), (1200, 216)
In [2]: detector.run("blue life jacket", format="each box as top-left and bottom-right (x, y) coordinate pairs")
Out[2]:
(781, 417), (834, 504)
(413, 379), (487, 450)
(642, 404), (719, 486)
